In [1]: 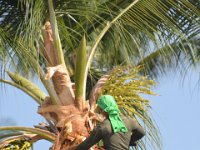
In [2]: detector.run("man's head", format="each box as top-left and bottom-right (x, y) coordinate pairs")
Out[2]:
(96, 95), (118, 118)
(97, 95), (119, 115)
(96, 95), (128, 133)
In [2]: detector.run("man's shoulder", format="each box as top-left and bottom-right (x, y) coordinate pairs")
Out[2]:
(101, 118), (111, 126)
(95, 119), (110, 129)
(120, 114), (133, 121)
(98, 119), (112, 133)
(120, 115), (139, 128)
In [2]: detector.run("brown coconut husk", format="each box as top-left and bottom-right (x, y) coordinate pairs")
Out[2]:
(44, 64), (75, 105)
(42, 21), (59, 66)
(38, 105), (89, 149)
(38, 99), (104, 150)
(39, 21), (104, 150)
(41, 21), (75, 105)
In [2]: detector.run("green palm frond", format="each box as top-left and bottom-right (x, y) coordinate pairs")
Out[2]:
(0, 132), (23, 140)
(48, 0), (65, 65)
(0, 79), (44, 105)
(75, 35), (87, 108)
(138, 32), (200, 78)
(0, 0), (199, 76)
(0, 126), (55, 142)
(2, 71), (47, 104)
(0, 34), (60, 104)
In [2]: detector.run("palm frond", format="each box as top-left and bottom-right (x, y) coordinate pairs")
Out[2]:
(48, 0), (65, 64)
(0, 79), (43, 105)
(137, 32), (200, 78)
(75, 35), (87, 109)
(0, 126), (55, 142)
(0, 0), (199, 76)
(1, 71), (47, 104)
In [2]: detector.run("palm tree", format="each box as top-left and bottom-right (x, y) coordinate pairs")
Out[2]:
(0, 0), (199, 149)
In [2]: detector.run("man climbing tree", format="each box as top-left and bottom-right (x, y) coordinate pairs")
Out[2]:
(76, 95), (145, 150)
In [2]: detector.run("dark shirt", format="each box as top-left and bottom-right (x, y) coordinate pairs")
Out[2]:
(77, 115), (145, 150)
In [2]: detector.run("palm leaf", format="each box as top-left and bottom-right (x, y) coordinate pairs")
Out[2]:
(48, 0), (65, 65)
(0, 133), (39, 150)
(0, 126), (55, 142)
(138, 32), (200, 78)
(75, 35), (87, 109)
(0, 0), (199, 77)
(3, 71), (47, 104)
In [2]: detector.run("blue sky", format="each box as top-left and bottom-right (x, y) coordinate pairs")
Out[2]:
(151, 70), (200, 150)
(0, 70), (200, 150)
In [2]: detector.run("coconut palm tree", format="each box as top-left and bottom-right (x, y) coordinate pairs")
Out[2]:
(0, 0), (199, 149)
